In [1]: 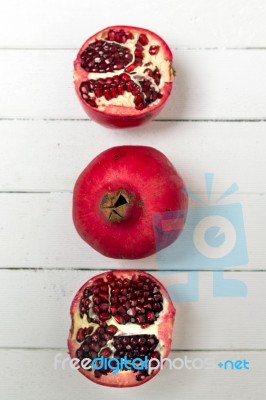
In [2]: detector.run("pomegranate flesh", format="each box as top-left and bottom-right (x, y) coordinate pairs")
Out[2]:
(68, 270), (176, 387)
(74, 26), (175, 128)
(73, 145), (188, 259)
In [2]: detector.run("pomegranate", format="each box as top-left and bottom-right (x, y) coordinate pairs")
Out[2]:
(73, 145), (188, 259)
(74, 26), (175, 128)
(68, 270), (176, 387)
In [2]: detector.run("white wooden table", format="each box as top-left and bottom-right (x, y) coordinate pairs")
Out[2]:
(1, 1), (266, 399)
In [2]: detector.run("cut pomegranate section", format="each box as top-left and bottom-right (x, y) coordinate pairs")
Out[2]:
(68, 270), (176, 387)
(74, 26), (175, 128)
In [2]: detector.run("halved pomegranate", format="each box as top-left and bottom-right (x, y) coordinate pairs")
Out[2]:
(74, 26), (175, 128)
(73, 145), (188, 259)
(68, 270), (176, 387)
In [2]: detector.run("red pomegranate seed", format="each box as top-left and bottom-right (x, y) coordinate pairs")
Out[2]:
(76, 328), (85, 343)
(138, 34), (149, 46)
(124, 315), (131, 323)
(99, 302), (109, 311)
(102, 333), (112, 341)
(89, 351), (98, 360)
(120, 73), (130, 81)
(91, 334), (98, 342)
(146, 311), (155, 323)
(114, 62), (124, 70)
(99, 292), (109, 301)
(99, 312), (111, 321)
(100, 348), (112, 358)
(130, 337), (138, 346)
(121, 337), (129, 346)
(136, 304), (145, 314)
(116, 279), (123, 288)
(93, 296), (101, 305)
(84, 326), (94, 336)
(90, 342), (100, 352)
(110, 296), (118, 303)
(105, 325), (118, 335)
(143, 302), (152, 310)
(125, 81), (133, 92)
(99, 339), (107, 347)
(134, 94), (144, 106)
(134, 59), (142, 67)
(87, 99), (97, 108)
(135, 49), (143, 58)
(95, 327), (105, 335)
(94, 88), (103, 98)
(82, 343), (90, 352)
(94, 370), (102, 379)
(107, 30), (115, 41)
(111, 287), (120, 296)
(130, 298), (137, 306)
(125, 31), (134, 40)
(83, 287), (93, 298)
(117, 305), (126, 315)
(149, 45), (160, 55)
(100, 283), (109, 292)
(125, 64), (136, 73)
(117, 83), (125, 94)
(104, 88), (112, 100)
(127, 307), (136, 317)
(136, 314), (145, 324)
(114, 315), (125, 324)
(93, 305), (100, 314)
(110, 83), (118, 98)
(110, 304), (118, 314)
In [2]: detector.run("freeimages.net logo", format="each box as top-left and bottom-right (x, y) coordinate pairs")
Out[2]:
(153, 173), (249, 301)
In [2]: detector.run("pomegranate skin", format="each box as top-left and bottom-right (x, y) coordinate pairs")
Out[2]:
(73, 146), (188, 259)
(68, 270), (176, 387)
(74, 25), (174, 128)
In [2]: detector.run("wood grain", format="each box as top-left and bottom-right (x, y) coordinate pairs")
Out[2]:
(0, 269), (265, 349)
(0, 349), (264, 400)
(0, 0), (266, 48)
(0, 50), (266, 119)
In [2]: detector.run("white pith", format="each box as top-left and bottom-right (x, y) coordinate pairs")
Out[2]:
(85, 34), (172, 110)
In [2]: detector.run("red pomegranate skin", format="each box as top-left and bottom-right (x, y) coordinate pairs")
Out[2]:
(74, 25), (175, 128)
(68, 270), (176, 387)
(73, 146), (188, 259)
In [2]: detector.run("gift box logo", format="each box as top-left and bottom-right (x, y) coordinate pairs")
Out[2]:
(153, 174), (249, 301)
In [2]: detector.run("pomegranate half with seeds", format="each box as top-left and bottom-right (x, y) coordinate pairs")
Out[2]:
(74, 26), (175, 128)
(68, 270), (175, 387)
(73, 145), (188, 259)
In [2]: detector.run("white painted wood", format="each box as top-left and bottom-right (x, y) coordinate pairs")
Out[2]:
(1, 0), (266, 48)
(0, 120), (266, 193)
(0, 49), (266, 119)
(0, 192), (264, 270)
(0, 349), (264, 400)
(0, 269), (265, 349)
(1, 2), (266, 398)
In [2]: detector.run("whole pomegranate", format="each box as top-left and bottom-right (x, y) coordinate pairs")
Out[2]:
(68, 270), (176, 387)
(74, 26), (175, 128)
(73, 145), (188, 259)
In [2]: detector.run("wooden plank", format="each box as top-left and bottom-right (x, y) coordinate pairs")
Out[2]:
(1, 0), (266, 48)
(0, 120), (266, 193)
(0, 349), (265, 399)
(0, 270), (265, 349)
(0, 50), (266, 119)
(0, 192), (264, 270)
